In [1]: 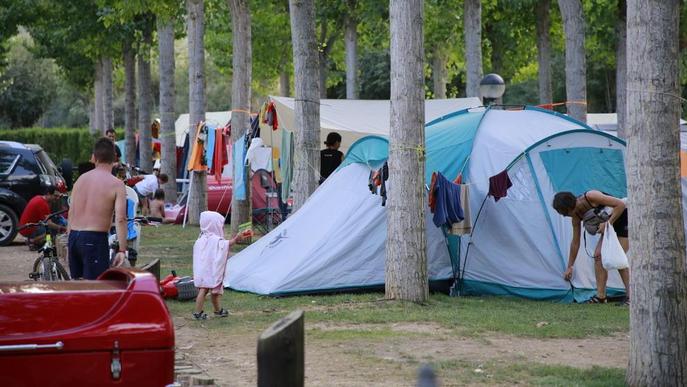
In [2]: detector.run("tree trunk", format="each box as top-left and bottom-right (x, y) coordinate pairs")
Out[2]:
(626, 0), (687, 385)
(94, 59), (103, 135)
(138, 27), (154, 173)
(536, 0), (553, 105)
(124, 40), (137, 167)
(187, 0), (208, 225)
(279, 69), (290, 96)
(557, 0), (587, 123)
(463, 0), (482, 98)
(616, 0), (627, 139)
(102, 57), (114, 132)
(431, 46), (447, 99)
(386, 0), (427, 303)
(289, 0), (320, 212)
(158, 17), (177, 203)
(318, 22), (328, 99)
(344, 1), (358, 99)
(229, 0), (252, 236)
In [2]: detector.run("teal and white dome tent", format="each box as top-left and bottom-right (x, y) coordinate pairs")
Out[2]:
(226, 106), (628, 301)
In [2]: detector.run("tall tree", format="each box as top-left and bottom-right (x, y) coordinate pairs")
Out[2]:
(138, 19), (154, 172)
(386, 0), (427, 302)
(464, 0), (482, 98)
(535, 0), (552, 105)
(229, 0), (252, 236)
(344, 0), (358, 99)
(626, 0), (687, 384)
(289, 0), (320, 212)
(317, 21), (338, 98)
(187, 0), (207, 225)
(158, 13), (177, 202)
(102, 57), (114, 132)
(123, 38), (137, 167)
(94, 59), (104, 134)
(615, 0), (627, 139)
(425, 0), (461, 100)
(558, 0), (587, 123)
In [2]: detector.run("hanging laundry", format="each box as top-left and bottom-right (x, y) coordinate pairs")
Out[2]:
(250, 115), (261, 139)
(212, 129), (228, 181)
(178, 134), (190, 178)
(429, 172), (464, 228)
(280, 129), (294, 203)
(233, 137), (247, 200)
(450, 184), (472, 235)
(187, 123), (208, 172)
(272, 146), (282, 183)
(265, 101), (279, 130)
(259, 102), (268, 124)
(206, 124), (216, 172)
(488, 170), (512, 202)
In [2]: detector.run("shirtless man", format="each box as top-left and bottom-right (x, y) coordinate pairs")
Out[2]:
(68, 138), (127, 279)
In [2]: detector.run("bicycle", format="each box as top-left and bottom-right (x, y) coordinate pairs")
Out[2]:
(20, 209), (70, 281)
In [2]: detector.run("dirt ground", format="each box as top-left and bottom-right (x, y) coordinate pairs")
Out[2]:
(1, 239), (628, 386)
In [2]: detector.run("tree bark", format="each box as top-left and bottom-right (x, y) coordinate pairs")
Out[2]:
(102, 57), (114, 132)
(289, 0), (320, 212)
(536, 0), (553, 105)
(138, 26), (154, 172)
(94, 59), (103, 135)
(463, 0), (482, 98)
(616, 0), (627, 139)
(344, 1), (358, 99)
(158, 17), (177, 203)
(431, 46), (447, 99)
(318, 23), (328, 99)
(187, 0), (208, 225)
(386, 0), (427, 303)
(557, 0), (587, 123)
(279, 69), (290, 96)
(626, 0), (687, 385)
(124, 40), (137, 167)
(229, 0), (252, 236)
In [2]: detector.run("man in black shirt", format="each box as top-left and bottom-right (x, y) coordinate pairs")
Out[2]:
(320, 132), (343, 184)
(105, 128), (122, 162)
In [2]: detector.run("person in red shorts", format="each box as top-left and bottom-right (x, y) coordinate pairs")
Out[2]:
(19, 186), (66, 247)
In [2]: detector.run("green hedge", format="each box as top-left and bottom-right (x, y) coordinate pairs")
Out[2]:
(0, 127), (123, 164)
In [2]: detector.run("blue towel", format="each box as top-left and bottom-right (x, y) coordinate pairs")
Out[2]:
(432, 172), (464, 228)
(233, 138), (247, 200)
(206, 125), (216, 171)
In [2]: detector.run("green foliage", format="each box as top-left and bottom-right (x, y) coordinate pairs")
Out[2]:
(0, 127), (111, 163)
(0, 33), (58, 128)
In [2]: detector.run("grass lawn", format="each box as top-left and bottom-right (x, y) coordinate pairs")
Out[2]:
(139, 224), (629, 386)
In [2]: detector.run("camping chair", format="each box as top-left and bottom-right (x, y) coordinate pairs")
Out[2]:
(252, 169), (282, 235)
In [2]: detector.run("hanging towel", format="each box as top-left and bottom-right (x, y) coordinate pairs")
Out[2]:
(272, 146), (282, 183)
(233, 138), (247, 200)
(193, 211), (231, 294)
(187, 123), (207, 172)
(450, 184), (472, 235)
(488, 170), (512, 202)
(430, 172), (464, 228)
(280, 129), (294, 203)
(213, 129), (228, 181)
(206, 124), (216, 172)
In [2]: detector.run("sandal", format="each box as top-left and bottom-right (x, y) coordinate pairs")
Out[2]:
(586, 295), (607, 304)
(617, 298), (630, 307)
(214, 308), (229, 317)
(192, 311), (208, 320)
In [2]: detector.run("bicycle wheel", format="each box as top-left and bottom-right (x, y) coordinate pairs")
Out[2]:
(53, 260), (71, 280)
(43, 259), (55, 281)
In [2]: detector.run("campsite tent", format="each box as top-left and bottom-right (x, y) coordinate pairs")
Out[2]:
(175, 111), (232, 147)
(263, 96), (482, 153)
(226, 106), (630, 301)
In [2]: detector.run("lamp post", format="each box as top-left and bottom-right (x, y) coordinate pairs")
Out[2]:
(479, 73), (505, 105)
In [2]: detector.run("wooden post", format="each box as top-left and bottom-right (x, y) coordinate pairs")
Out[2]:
(257, 310), (304, 387)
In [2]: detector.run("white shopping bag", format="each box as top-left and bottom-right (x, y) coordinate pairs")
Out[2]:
(601, 224), (629, 270)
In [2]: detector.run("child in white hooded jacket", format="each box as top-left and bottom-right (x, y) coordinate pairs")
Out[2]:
(192, 211), (240, 320)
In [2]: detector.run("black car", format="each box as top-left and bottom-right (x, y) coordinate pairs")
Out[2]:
(0, 141), (66, 246)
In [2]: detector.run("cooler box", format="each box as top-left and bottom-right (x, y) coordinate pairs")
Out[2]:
(0, 268), (175, 386)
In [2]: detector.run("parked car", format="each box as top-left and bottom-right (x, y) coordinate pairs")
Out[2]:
(0, 268), (175, 386)
(0, 141), (66, 246)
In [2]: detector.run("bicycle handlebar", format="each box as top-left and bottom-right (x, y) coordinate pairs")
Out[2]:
(18, 209), (68, 231)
